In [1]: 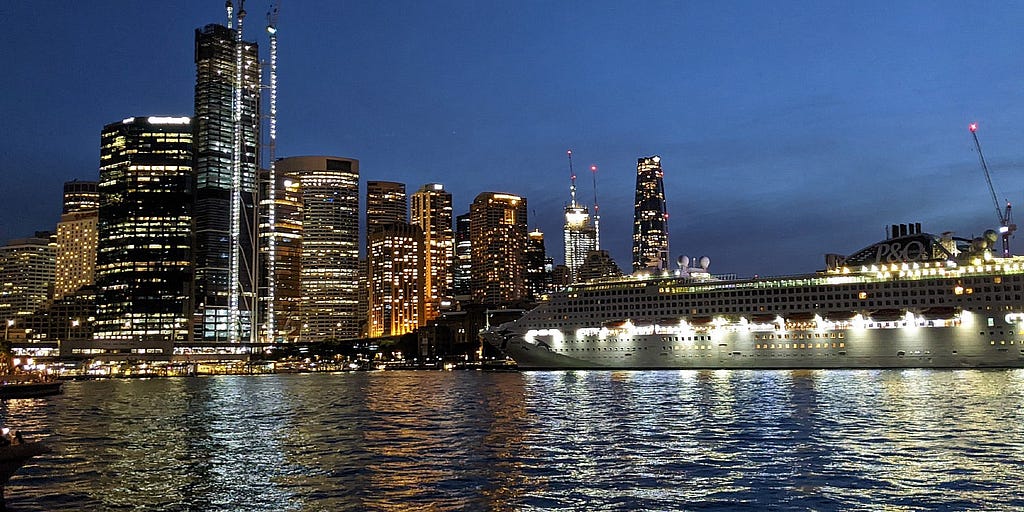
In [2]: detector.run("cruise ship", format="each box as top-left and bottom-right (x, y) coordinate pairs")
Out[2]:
(482, 223), (1024, 369)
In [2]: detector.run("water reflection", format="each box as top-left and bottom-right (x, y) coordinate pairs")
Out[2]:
(0, 370), (1022, 510)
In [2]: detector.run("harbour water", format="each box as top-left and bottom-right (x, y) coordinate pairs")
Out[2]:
(3, 369), (1024, 511)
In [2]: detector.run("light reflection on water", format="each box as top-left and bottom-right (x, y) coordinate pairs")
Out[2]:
(1, 369), (1023, 511)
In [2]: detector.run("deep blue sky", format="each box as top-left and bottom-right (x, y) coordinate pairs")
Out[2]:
(3, 1), (1024, 276)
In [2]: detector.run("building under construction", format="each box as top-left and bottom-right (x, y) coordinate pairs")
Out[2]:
(191, 3), (261, 349)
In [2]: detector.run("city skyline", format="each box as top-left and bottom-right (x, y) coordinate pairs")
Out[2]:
(4, 2), (1024, 276)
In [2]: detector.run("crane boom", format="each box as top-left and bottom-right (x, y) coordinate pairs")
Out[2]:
(968, 122), (1016, 257)
(969, 123), (1003, 224)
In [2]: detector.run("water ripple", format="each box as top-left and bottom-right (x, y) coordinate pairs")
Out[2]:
(0, 369), (1022, 510)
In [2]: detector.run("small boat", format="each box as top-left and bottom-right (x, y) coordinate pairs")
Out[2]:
(751, 313), (777, 324)
(687, 316), (712, 326)
(824, 311), (857, 322)
(785, 312), (816, 322)
(0, 434), (50, 510)
(870, 309), (906, 322)
(920, 306), (958, 320)
(0, 381), (62, 400)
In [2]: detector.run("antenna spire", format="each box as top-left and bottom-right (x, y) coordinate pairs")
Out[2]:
(567, 149), (578, 207)
(591, 164), (600, 250)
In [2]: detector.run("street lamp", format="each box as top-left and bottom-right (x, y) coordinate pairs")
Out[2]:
(4, 319), (12, 341)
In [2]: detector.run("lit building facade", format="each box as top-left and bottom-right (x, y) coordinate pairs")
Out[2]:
(632, 155), (669, 272)
(94, 116), (193, 353)
(259, 168), (303, 341)
(564, 203), (597, 283)
(0, 236), (56, 320)
(470, 192), (528, 305)
(193, 23), (260, 344)
(54, 210), (98, 301)
(277, 156), (360, 341)
(525, 228), (551, 301)
(63, 180), (99, 213)
(367, 222), (423, 337)
(452, 213), (472, 298)
(55, 180), (99, 301)
(366, 181), (407, 233)
(357, 258), (368, 337)
(365, 180), (418, 335)
(410, 183), (454, 320)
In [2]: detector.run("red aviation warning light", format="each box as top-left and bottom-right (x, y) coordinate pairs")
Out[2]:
(969, 122), (978, 133)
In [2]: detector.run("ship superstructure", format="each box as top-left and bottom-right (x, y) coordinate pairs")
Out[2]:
(484, 224), (1024, 369)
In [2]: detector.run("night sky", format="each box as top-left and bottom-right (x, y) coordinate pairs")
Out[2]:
(3, 1), (1024, 277)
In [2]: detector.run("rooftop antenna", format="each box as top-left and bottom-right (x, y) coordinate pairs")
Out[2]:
(567, 149), (578, 208)
(591, 164), (600, 249)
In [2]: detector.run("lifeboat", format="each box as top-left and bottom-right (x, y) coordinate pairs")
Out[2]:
(920, 307), (958, 320)
(870, 309), (905, 322)
(655, 317), (678, 326)
(785, 312), (816, 323)
(824, 311), (856, 322)
(687, 315), (713, 326)
(602, 320), (628, 329)
(751, 313), (777, 324)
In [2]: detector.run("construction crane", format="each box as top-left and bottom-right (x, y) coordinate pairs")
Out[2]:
(969, 122), (1016, 257)
(264, 0), (280, 343)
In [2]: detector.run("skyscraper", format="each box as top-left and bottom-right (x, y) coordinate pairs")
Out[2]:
(62, 180), (99, 213)
(410, 183), (454, 320)
(193, 22), (260, 344)
(366, 181), (407, 233)
(524, 228), (551, 301)
(452, 213), (472, 298)
(365, 181), (419, 336)
(277, 156), (360, 341)
(55, 180), (99, 302)
(367, 222), (423, 337)
(93, 116), (193, 352)
(259, 168), (302, 342)
(563, 151), (597, 283)
(578, 249), (622, 282)
(470, 192), (528, 305)
(0, 235), (55, 320)
(632, 155), (669, 272)
(54, 213), (97, 302)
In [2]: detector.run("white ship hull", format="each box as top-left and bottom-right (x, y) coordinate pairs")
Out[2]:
(487, 313), (1024, 370)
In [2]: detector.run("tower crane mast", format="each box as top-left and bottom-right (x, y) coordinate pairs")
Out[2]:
(969, 122), (1016, 257)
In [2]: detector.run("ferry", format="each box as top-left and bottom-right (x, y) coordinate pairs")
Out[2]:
(482, 223), (1024, 369)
